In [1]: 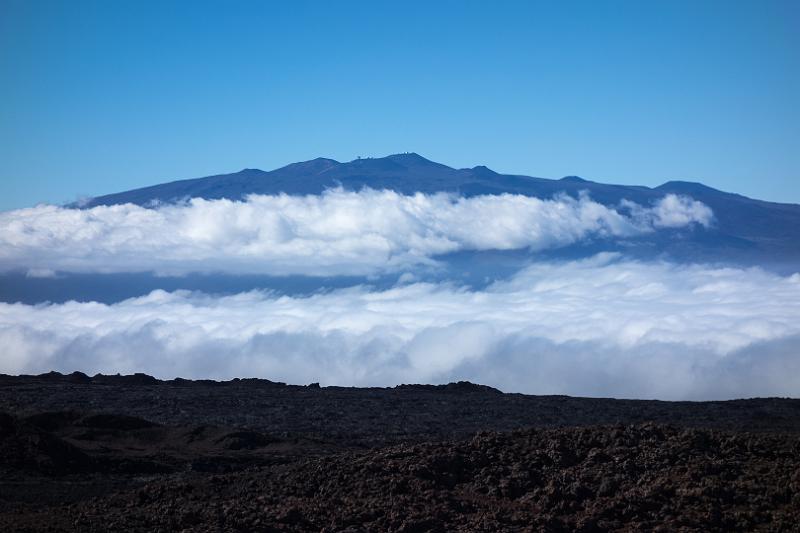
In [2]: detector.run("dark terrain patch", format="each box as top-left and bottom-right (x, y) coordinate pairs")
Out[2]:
(1, 372), (799, 531)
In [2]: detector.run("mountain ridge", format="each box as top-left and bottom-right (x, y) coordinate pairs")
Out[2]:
(79, 153), (798, 210)
(64, 153), (800, 268)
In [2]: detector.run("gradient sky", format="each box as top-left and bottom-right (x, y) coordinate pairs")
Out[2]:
(1, 0), (798, 211)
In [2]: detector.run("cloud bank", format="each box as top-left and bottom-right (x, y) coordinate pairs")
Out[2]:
(0, 190), (712, 276)
(2, 255), (797, 400)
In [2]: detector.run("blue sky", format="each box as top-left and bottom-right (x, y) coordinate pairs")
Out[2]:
(1, 0), (798, 210)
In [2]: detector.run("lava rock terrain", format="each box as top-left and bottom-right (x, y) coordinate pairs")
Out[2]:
(1, 372), (799, 531)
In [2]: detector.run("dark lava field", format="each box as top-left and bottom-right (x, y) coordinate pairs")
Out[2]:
(1, 372), (799, 531)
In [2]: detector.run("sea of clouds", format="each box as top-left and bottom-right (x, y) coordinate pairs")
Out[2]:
(0, 189), (712, 276)
(2, 254), (798, 400)
(1, 189), (797, 400)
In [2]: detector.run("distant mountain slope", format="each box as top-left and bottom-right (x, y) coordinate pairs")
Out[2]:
(84, 153), (676, 207)
(80, 153), (800, 267)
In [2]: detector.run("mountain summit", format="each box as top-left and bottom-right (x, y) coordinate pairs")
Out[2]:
(77, 153), (730, 208)
(78, 153), (800, 267)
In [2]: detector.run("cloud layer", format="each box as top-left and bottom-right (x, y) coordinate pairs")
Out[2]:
(0, 190), (712, 276)
(2, 255), (797, 400)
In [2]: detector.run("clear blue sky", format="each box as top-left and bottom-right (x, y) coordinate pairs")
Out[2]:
(1, 0), (798, 210)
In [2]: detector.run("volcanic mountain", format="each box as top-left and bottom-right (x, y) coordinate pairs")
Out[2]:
(80, 153), (800, 268)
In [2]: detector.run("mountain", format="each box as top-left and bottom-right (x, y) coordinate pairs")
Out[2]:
(80, 153), (800, 268)
(83, 152), (691, 207)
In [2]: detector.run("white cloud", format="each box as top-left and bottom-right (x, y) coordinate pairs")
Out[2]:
(1, 255), (797, 400)
(622, 194), (714, 228)
(0, 190), (712, 276)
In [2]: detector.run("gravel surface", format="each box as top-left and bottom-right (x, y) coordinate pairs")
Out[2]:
(1, 372), (799, 532)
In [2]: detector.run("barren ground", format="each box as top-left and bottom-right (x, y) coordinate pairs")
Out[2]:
(1, 372), (799, 531)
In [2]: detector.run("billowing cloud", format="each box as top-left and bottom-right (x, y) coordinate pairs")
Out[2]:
(1, 255), (797, 400)
(621, 194), (714, 228)
(0, 190), (712, 276)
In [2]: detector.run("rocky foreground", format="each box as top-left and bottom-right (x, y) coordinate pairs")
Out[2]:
(1, 372), (799, 531)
